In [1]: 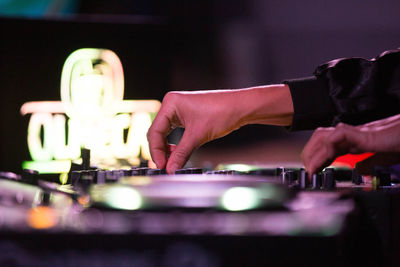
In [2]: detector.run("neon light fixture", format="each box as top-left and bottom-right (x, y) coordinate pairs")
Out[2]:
(21, 48), (161, 173)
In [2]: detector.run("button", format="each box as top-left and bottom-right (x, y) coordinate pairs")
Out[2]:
(312, 173), (322, 189)
(282, 170), (297, 185)
(352, 169), (363, 185)
(322, 168), (336, 190)
(299, 169), (309, 189)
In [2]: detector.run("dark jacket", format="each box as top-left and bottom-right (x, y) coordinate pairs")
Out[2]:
(285, 48), (400, 130)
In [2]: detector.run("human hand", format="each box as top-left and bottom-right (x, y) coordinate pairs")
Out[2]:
(301, 114), (400, 175)
(147, 85), (293, 173)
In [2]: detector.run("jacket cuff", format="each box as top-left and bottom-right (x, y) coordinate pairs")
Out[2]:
(283, 76), (336, 131)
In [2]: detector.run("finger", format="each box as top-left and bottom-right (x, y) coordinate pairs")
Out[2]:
(166, 130), (199, 174)
(308, 124), (358, 173)
(305, 142), (333, 175)
(147, 112), (174, 169)
(327, 123), (368, 154)
(303, 124), (353, 174)
(309, 124), (368, 174)
(301, 127), (334, 171)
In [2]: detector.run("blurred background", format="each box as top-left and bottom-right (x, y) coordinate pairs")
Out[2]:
(1, 0), (400, 172)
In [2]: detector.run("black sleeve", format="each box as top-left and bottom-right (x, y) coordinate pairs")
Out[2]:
(284, 48), (400, 131)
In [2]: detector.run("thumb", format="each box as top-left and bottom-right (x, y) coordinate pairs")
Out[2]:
(166, 131), (198, 174)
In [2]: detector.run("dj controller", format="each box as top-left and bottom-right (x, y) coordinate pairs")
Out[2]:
(1, 151), (400, 266)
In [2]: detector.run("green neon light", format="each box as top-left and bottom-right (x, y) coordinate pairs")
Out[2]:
(22, 160), (71, 174)
(60, 48), (124, 120)
(20, 48), (161, 173)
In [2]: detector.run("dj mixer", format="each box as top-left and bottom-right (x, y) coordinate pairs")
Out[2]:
(1, 152), (400, 266)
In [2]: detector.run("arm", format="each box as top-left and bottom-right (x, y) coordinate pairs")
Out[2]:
(148, 48), (400, 174)
(147, 84), (293, 173)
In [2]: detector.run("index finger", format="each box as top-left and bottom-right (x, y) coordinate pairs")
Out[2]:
(147, 110), (174, 169)
(301, 127), (334, 173)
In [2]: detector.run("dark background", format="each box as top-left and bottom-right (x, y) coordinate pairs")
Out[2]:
(1, 0), (400, 172)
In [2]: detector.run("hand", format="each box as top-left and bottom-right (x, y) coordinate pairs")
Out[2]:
(147, 85), (293, 173)
(301, 114), (400, 175)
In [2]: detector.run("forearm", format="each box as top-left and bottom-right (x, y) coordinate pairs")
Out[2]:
(227, 84), (294, 127)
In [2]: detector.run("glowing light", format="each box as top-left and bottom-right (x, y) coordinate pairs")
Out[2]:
(27, 206), (57, 229)
(92, 185), (142, 210)
(106, 186), (142, 210)
(22, 160), (71, 174)
(60, 48), (124, 120)
(20, 48), (161, 173)
(331, 153), (374, 168)
(218, 164), (254, 172)
(77, 195), (90, 206)
(221, 187), (260, 211)
(27, 113), (54, 161)
(59, 173), (69, 185)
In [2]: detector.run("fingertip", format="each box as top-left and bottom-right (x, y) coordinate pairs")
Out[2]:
(305, 170), (313, 182)
(166, 162), (180, 174)
(166, 135), (195, 174)
(152, 154), (167, 170)
(304, 166), (314, 177)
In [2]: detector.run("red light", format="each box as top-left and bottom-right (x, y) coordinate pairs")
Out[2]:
(331, 153), (374, 168)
